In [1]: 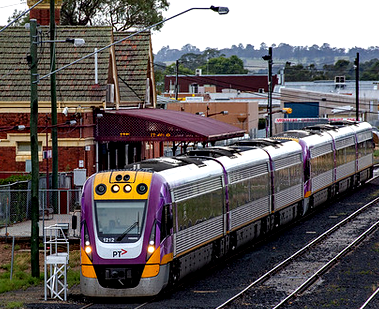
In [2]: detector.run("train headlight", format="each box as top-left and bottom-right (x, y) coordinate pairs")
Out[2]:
(123, 184), (132, 193)
(85, 245), (92, 254)
(83, 222), (93, 261)
(146, 222), (156, 261)
(147, 241), (155, 254)
(111, 184), (120, 193)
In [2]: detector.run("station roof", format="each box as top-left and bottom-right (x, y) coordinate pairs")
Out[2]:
(95, 108), (245, 143)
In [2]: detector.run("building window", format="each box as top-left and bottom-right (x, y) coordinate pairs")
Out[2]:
(190, 83), (199, 94)
(17, 141), (42, 161)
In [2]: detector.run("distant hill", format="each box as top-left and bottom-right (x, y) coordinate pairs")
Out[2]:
(154, 43), (379, 73)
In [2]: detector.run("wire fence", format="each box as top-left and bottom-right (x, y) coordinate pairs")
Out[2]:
(0, 188), (81, 229)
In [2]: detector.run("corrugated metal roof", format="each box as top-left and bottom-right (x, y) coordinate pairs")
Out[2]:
(96, 108), (245, 142)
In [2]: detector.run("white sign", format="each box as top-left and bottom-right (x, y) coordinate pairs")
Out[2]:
(185, 97), (203, 102)
(275, 117), (358, 123)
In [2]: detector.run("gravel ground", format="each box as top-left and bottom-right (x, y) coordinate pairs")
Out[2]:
(2, 179), (379, 308)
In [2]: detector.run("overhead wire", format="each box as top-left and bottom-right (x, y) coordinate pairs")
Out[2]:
(0, 0), (43, 33)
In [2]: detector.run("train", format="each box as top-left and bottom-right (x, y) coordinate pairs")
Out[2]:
(79, 121), (375, 297)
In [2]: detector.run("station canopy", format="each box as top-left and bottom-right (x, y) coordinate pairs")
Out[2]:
(95, 108), (245, 143)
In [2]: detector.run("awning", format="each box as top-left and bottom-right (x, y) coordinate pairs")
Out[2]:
(95, 108), (245, 142)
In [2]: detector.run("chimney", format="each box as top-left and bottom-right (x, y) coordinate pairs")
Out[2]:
(27, 0), (62, 26)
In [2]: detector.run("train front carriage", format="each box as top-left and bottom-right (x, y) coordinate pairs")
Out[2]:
(80, 170), (173, 297)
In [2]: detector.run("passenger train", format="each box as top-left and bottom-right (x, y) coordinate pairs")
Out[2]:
(80, 121), (375, 297)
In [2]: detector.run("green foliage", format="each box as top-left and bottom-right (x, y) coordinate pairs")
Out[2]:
(199, 55), (248, 74)
(165, 63), (194, 75)
(178, 49), (223, 71)
(285, 58), (379, 82)
(0, 274), (41, 294)
(61, 0), (169, 31)
(0, 175), (30, 187)
(0, 248), (81, 295)
(4, 301), (24, 309)
(6, 10), (30, 27)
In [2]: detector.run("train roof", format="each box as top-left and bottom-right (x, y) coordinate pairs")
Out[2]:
(123, 138), (300, 175)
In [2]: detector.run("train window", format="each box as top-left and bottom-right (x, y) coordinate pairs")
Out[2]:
(336, 145), (355, 167)
(94, 200), (146, 243)
(273, 163), (303, 193)
(310, 152), (334, 178)
(176, 189), (223, 231)
(161, 204), (173, 241)
(358, 140), (375, 157)
(229, 174), (270, 210)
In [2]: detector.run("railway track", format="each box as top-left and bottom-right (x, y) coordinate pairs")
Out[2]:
(216, 193), (379, 308)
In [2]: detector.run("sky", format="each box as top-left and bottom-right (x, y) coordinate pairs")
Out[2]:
(1, 0), (378, 53)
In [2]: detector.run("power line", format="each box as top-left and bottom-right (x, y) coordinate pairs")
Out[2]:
(0, 0), (42, 33)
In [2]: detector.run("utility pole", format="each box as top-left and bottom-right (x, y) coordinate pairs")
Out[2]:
(355, 52), (360, 121)
(175, 60), (179, 100)
(262, 47), (273, 137)
(50, 0), (58, 210)
(29, 18), (40, 278)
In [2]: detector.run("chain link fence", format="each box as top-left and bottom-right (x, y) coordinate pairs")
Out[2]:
(0, 185), (81, 230)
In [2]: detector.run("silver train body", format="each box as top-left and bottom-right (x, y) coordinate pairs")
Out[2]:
(80, 121), (374, 297)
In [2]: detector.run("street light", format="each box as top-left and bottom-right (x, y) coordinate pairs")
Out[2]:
(207, 110), (229, 117)
(42, 38), (86, 47)
(37, 5), (229, 82)
(196, 110), (228, 117)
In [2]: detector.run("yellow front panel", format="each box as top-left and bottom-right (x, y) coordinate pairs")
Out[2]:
(141, 264), (160, 278)
(81, 248), (97, 278)
(93, 170), (153, 200)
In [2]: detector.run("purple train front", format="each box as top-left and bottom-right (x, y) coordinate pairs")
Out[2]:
(80, 170), (173, 297)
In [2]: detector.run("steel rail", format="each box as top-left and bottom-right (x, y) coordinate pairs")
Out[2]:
(272, 219), (379, 308)
(215, 192), (379, 309)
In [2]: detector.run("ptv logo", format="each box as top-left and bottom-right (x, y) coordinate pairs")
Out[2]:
(112, 249), (128, 257)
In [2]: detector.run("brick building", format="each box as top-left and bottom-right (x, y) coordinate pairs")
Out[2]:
(0, 1), (244, 181)
(0, 11), (155, 179)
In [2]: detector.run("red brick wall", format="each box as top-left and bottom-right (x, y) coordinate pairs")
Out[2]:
(29, 8), (60, 25)
(0, 111), (96, 179)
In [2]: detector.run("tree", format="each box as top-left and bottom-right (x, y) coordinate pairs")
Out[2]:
(165, 63), (194, 75)
(199, 55), (248, 74)
(60, 0), (169, 31)
(7, 9), (29, 26)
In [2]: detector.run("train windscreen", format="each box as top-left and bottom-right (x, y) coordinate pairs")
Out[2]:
(94, 200), (146, 243)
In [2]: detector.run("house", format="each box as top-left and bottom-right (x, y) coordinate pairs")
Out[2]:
(164, 72), (279, 94)
(0, 23), (155, 179)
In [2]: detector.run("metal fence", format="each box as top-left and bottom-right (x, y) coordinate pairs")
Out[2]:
(0, 188), (81, 228)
